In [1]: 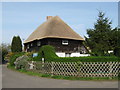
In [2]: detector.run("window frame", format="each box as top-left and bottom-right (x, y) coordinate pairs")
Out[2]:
(31, 43), (33, 46)
(37, 41), (41, 46)
(62, 40), (68, 45)
(27, 44), (30, 49)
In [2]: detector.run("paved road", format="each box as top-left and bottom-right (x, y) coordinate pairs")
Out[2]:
(2, 65), (118, 88)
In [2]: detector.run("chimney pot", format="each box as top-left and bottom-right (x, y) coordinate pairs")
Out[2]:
(47, 16), (53, 20)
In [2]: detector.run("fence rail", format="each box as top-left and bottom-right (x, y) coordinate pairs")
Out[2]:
(27, 61), (120, 77)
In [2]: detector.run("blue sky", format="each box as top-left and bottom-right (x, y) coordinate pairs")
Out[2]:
(2, 2), (118, 44)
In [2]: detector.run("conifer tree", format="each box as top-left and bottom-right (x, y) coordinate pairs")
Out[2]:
(85, 11), (112, 56)
(11, 36), (22, 52)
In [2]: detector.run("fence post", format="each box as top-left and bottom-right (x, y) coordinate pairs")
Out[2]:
(77, 62), (82, 77)
(109, 62), (112, 79)
(42, 58), (44, 67)
(51, 62), (54, 76)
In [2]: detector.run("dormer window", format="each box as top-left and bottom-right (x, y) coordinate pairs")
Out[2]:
(37, 41), (41, 46)
(62, 40), (68, 45)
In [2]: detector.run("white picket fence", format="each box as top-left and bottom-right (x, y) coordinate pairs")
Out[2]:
(27, 61), (119, 77)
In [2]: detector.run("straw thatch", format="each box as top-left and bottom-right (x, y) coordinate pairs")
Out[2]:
(24, 16), (84, 43)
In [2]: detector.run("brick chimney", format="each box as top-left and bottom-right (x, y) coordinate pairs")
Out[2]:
(46, 16), (53, 20)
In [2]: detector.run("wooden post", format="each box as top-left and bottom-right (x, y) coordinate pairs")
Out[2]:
(42, 58), (44, 67)
(51, 62), (54, 76)
(109, 62), (112, 79)
(78, 62), (82, 77)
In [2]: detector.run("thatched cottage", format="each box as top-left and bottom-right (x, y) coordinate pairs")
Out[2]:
(24, 16), (89, 57)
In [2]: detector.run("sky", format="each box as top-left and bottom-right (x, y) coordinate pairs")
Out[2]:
(2, 2), (118, 44)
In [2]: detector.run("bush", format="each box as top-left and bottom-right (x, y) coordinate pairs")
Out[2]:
(9, 52), (25, 66)
(14, 55), (29, 70)
(34, 45), (58, 61)
(32, 56), (41, 61)
(5, 52), (14, 61)
(25, 51), (34, 57)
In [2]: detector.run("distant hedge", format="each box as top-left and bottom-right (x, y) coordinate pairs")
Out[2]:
(38, 45), (120, 62)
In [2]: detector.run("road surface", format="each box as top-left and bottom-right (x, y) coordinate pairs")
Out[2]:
(2, 65), (118, 88)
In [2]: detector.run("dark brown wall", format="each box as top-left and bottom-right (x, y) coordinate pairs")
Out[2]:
(47, 38), (82, 53)
(24, 39), (48, 52)
(24, 38), (88, 53)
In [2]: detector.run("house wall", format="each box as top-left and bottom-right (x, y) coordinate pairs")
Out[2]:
(56, 52), (65, 57)
(24, 39), (48, 52)
(56, 52), (90, 57)
(47, 38), (86, 53)
(24, 38), (88, 54)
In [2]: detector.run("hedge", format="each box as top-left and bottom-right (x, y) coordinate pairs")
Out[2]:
(50, 56), (120, 62)
(38, 45), (120, 62)
(35, 45), (58, 61)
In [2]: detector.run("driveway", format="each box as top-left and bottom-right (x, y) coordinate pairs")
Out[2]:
(2, 65), (118, 88)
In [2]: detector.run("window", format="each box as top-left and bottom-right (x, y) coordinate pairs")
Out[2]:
(80, 46), (86, 54)
(27, 44), (29, 49)
(65, 53), (71, 57)
(62, 40), (68, 45)
(31, 43), (33, 46)
(37, 41), (41, 46)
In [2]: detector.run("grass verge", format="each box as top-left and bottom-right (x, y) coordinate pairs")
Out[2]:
(7, 65), (119, 81)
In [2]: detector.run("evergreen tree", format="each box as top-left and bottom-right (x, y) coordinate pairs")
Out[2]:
(17, 36), (22, 52)
(85, 11), (112, 56)
(11, 36), (22, 52)
(111, 27), (120, 57)
(110, 27), (120, 48)
(11, 36), (17, 52)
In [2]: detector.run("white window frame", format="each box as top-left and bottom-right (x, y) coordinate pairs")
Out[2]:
(62, 40), (68, 45)
(37, 41), (41, 46)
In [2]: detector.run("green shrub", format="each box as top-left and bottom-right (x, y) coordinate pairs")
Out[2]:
(25, 52), (34, 57)
(14, 55), (29, 70)
(40, 45), (58, 59)
(15, 59), (28, 70)
(27, 57), (34, 61)
(34, 45), (58, 61)
(9, 52), (25, 66)
(5, 52), (14, 61)
(32, 56), (41, 61)
(35, 62), (42, 70)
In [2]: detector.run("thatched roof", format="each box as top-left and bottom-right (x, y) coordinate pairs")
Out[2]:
(24, 16), (84, 43)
